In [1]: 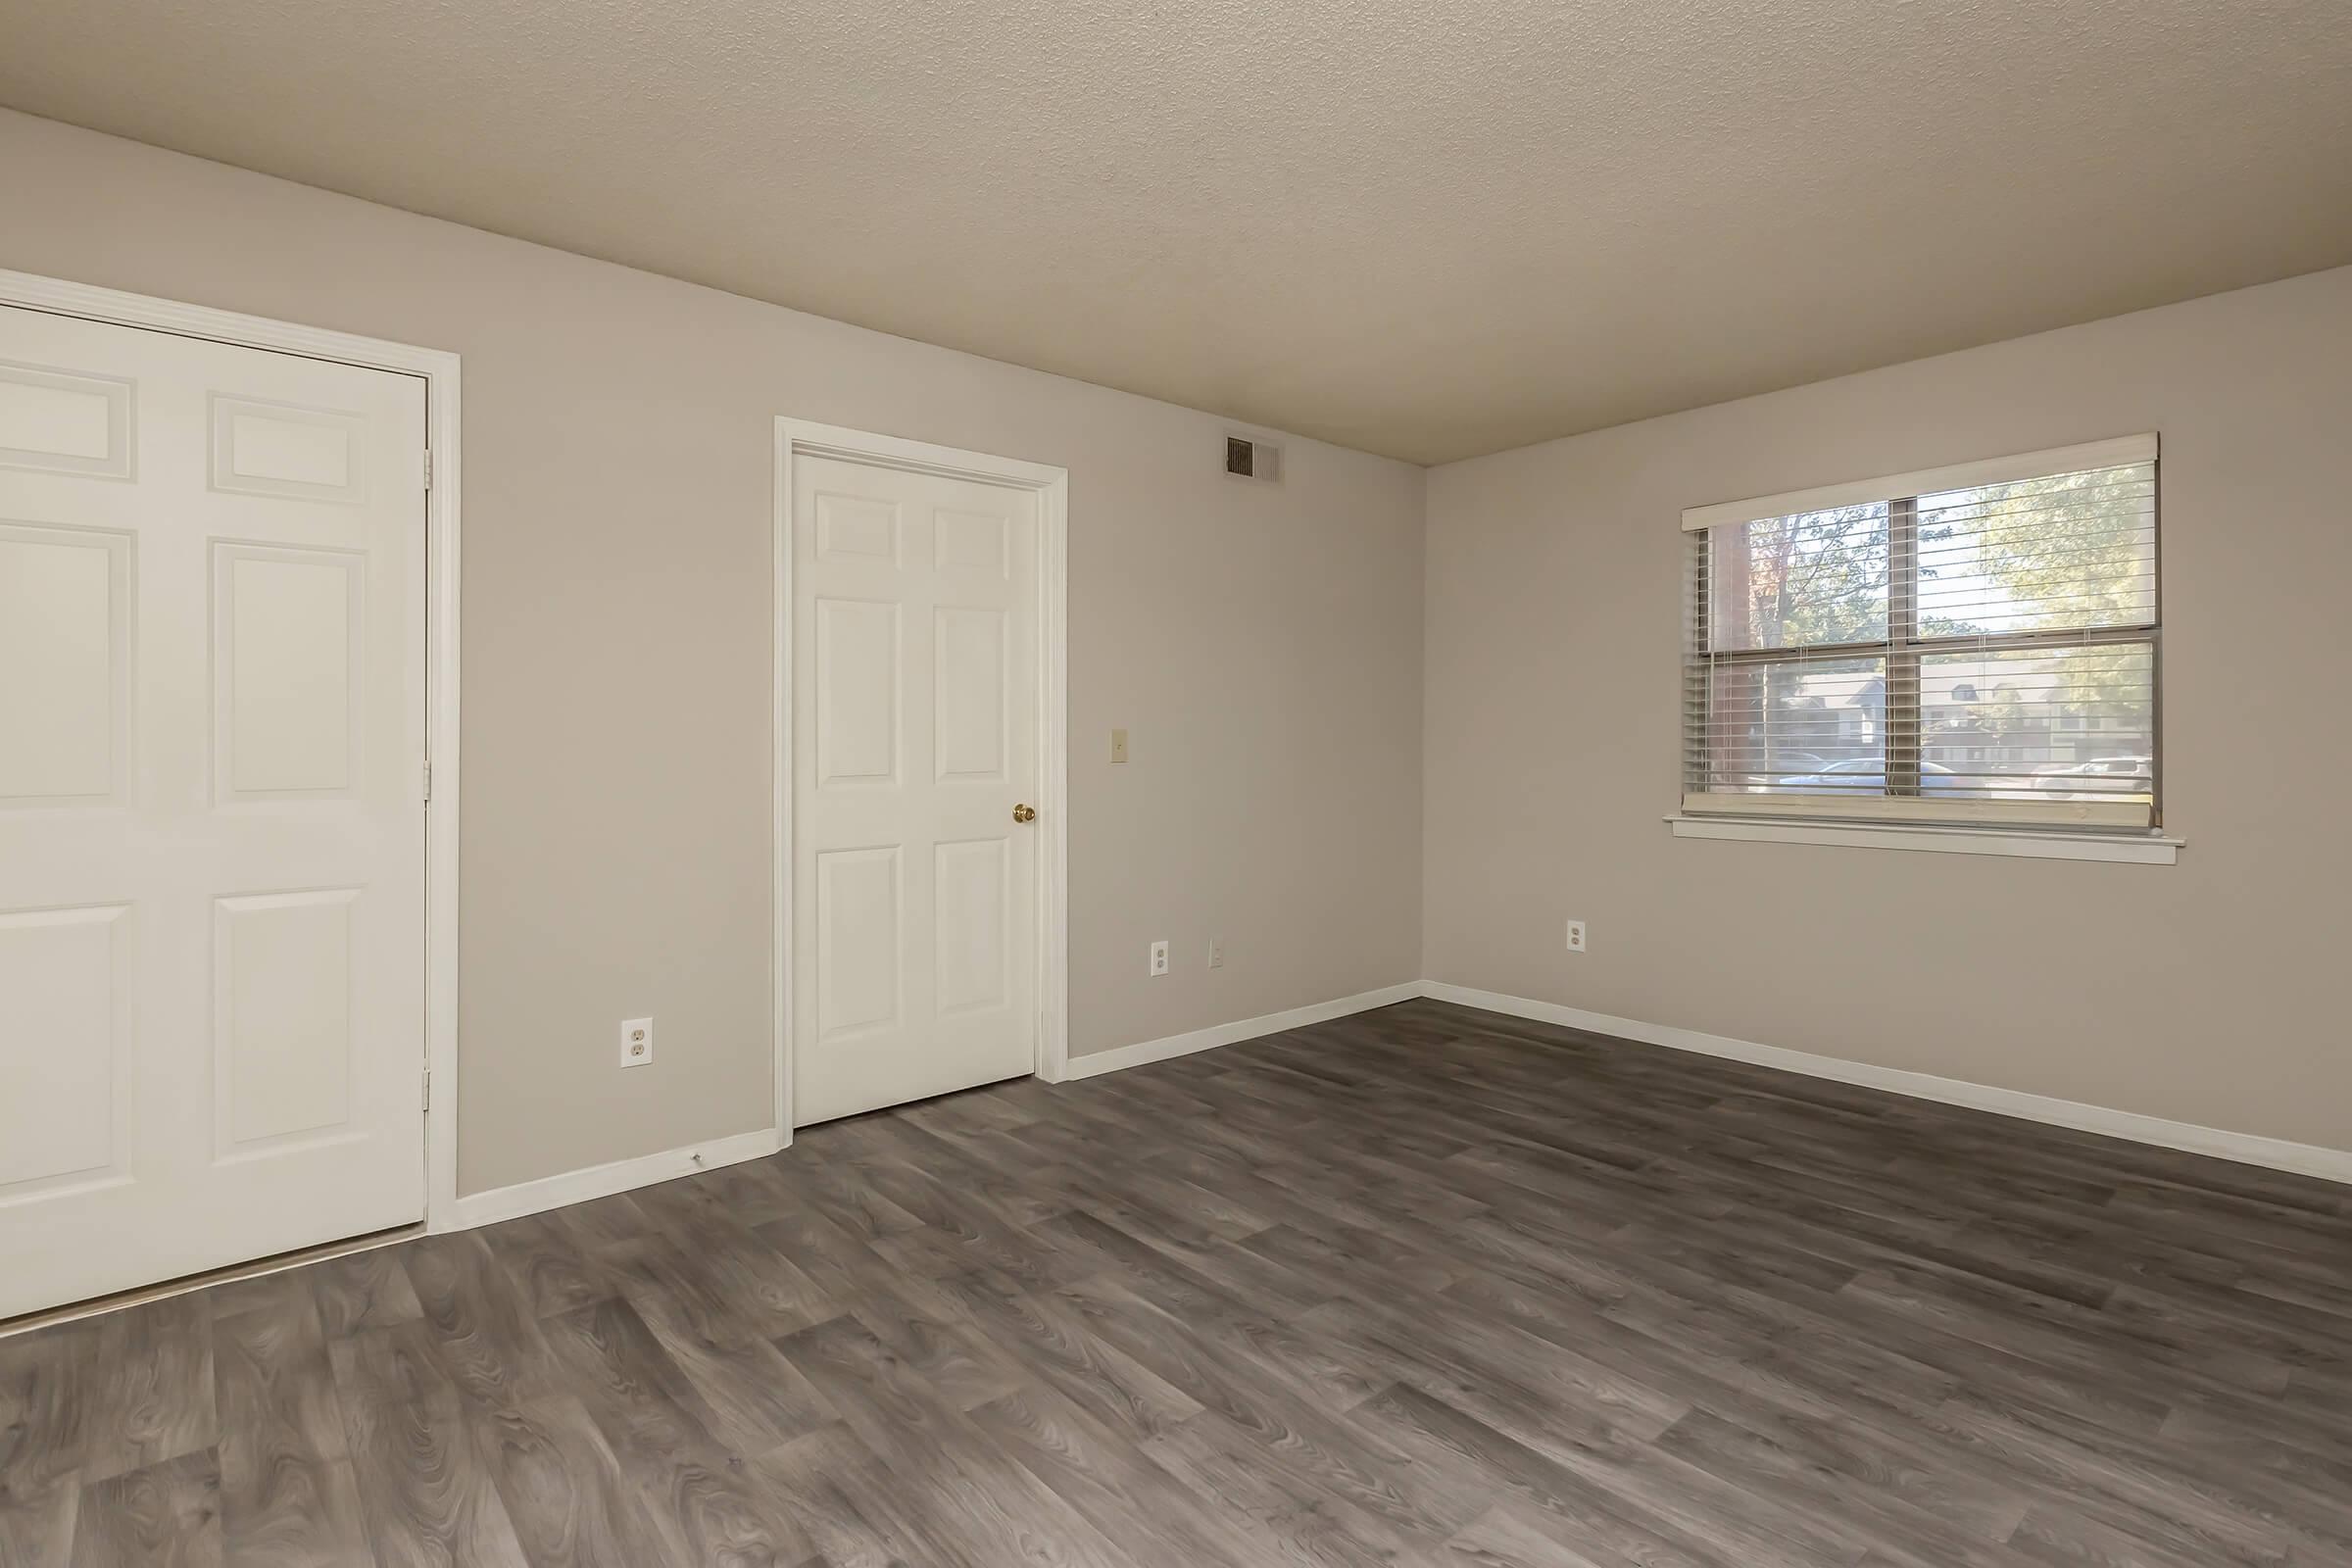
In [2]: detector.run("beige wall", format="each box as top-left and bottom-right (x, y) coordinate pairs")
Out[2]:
(1425, 265), (2352, 1153)
(0, 110), (1427, 1196)
(13, 103), (2346, 1190)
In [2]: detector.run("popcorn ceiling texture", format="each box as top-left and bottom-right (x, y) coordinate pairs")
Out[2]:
(3, 0), (2349, 462)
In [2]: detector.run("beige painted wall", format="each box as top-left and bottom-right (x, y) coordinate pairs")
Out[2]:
(13, 103), (2344, 1191)
(1425, 264), (2352, 1153)
(0, 110), (1427, 1196)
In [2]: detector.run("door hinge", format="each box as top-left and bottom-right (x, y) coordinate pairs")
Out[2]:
(422, 1067), (431, 1112)
(421, 759), (433, 802)
(422, 448), (434, 490)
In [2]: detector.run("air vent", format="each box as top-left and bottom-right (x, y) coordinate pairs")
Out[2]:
(1224, 434), (1281, 482)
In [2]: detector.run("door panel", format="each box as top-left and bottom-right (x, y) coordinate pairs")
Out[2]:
(214, 887), (358, 1151)
(0, 904), (129, 1194)
(814, 597), (901, 788)
(0, 361), (133, 477)
(215, 544), (365, 796)
(0, 304), (427, 1320)
(815, 844), (903, 1043)
(0, 520), (129, 804)
(935, 607), (1006, 781)
(794, 453), (1038, 1126)
(934, 837), (1008, 1015)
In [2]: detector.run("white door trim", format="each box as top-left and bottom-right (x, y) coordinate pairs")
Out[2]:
(773, 417), (1070, 1139)
(0, 268), (466, 1235)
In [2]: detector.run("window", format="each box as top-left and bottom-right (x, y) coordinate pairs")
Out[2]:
(1682, 436), (2159, 832)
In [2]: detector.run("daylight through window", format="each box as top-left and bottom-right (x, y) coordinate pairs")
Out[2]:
(1681, 437), (2159, 831)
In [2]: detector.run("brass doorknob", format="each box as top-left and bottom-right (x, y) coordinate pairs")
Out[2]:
(1012, 804), (1037, 823)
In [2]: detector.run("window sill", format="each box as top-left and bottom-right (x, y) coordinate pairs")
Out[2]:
(1666, 814), (2180, 864)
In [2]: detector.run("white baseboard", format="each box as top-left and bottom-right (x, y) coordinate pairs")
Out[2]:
(432, 974), (2346, 1236)
(1063, 982), (1424, 1081)
(438, 1125), (786, 1232)
(1420, 981), (2352, 1187)
(439, 985), (1417, 1232)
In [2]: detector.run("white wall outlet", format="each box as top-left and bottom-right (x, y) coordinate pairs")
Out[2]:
(620, 1016), (655, 1067)
(1148, 940), (1170, 976)
(1110, 728), (1130, 764)
(1207, 936), (1225, 969)
(1564, 920), (1587, 954)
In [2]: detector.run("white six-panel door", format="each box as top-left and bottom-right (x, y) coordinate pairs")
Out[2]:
(0, 305), (427, 1319)
(793, 454), (1040, 1125)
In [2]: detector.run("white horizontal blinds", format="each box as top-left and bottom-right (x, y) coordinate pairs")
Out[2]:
(1683, 438), (2159, 829)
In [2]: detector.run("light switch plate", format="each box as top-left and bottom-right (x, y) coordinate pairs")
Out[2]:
(1110, 728), (1130, 764)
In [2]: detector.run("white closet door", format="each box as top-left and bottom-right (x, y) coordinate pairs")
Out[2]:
(0, 305), (427, 1318)
(793, 454), (1039, 1125)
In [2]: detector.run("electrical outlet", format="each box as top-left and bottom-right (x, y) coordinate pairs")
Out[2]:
(1148, 940), (1169, 976)
(620, 1016), (655, 1067)
(1564, 920), (1587, 955)
(1110, 728), (1130, 764)
(1207, 936), (1225, 969)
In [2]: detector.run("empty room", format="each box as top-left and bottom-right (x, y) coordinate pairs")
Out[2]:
(2, 2), (2349, 1564)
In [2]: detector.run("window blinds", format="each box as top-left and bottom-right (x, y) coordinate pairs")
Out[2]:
(1681, 436), (2159, 830)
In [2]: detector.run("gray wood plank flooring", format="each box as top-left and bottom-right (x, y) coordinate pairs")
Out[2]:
(5, 998), (2350, 1565)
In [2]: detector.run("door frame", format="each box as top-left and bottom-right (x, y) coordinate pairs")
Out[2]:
(0, 268), (465, 1232)
(773, 417), (1070, 1137)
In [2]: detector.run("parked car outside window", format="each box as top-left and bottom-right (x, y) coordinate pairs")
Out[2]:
(1778, 759), (1962, 794)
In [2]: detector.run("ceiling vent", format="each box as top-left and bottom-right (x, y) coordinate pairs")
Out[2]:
(1225, 434), (1281, 483)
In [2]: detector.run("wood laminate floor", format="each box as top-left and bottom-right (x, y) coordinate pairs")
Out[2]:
(5, 998), (2351, 1566)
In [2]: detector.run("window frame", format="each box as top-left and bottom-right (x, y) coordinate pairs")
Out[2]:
(1680, 437), (2163, 836)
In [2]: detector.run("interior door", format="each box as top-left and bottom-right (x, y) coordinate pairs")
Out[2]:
(792, 452), (1039, 1126)
(0, 304), (427, 1319)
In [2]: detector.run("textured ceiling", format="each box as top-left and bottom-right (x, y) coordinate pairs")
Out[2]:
(5, 1), (2349, 464)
